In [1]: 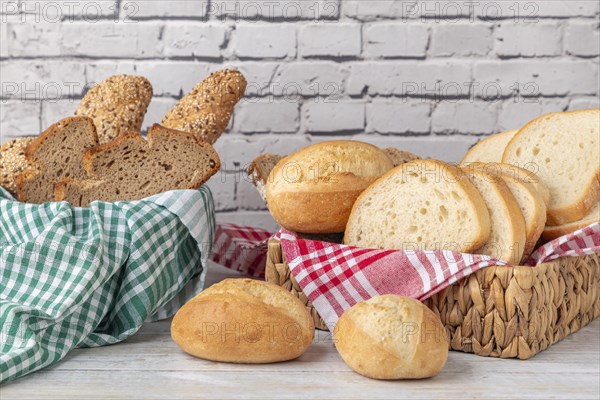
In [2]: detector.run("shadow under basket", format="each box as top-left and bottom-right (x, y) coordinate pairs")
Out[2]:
(265, 239), (600, 360)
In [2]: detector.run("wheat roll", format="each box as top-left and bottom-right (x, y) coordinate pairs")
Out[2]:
(266, 140), (394, 234)
(334, 295), (449, 380)
(171, 279), (314, 364)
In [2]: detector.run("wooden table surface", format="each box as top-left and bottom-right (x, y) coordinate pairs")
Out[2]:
(2, 262), (599, 400)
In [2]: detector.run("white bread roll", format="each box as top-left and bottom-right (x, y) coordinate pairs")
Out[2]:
(171, 279), (314, 363)
(334, 295), (448, 380)
(266, 140), (394, 233)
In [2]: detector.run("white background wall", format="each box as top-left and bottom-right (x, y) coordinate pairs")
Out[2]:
(1, 0), (598, 229)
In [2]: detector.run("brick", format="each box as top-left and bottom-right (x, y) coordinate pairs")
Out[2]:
(565, 21), (600, 57)
(0, 100), (41, 140)
(364, 23), (428, 59)
(302, 101), (365, 133)
(61, 21), (162, 58)
(216, 211), (278, 232)
(141, 97), (177, 132)
(235, 179), (268, 211)
(532, 1), (599, 17)
(495, 23), (561, 57)
(272, 62), (348, 97)
(568, 96), (600, 111)
(0, 20), (8, 58)
(162, 23), (226, 58)
(205, 173), (237, 212)
(4, 1), (117, 20)
(124, 1), (207, 19)
(346, 61), (471, 96)
(473, 60), (598, 96)
(497, 98), (568, 131)
(299, 23), (361, 58)
(343, 0), (411, 21)
(41, 98), (77, 128)
(85, 61), (137, 86)
(474, 1), (599, 20)
(209, 0), (340, 20)
(367, 99), (431, 135)
(135, 61), (210, 96)
(233, 24), (296, 59)
(233, 100), (299, 133)
(432, 101), (498, 135)
(431, 23), (492, 57)
(5, 22), (62, 57)
(1, 60), (86, 100)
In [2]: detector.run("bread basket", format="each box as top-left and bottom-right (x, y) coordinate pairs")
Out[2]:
(266, 239), (599, 360)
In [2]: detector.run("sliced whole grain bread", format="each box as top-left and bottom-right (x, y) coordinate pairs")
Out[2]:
(382, 148), (420, 167)
(55, 124), (221, 206)
(0, 137), (36, 196)
(502, 109), (600, 225)
(344, 159), (491, 253)
(76, 75), (153, 144)
(16, 117), (99, 204)
(541, 202), (599, 241)
(461, 130), (518, 165)
(161, 69), (247, 145)
(460, 168), (527, 264)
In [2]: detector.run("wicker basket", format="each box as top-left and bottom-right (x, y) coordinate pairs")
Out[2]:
(265, 239), (600, 359)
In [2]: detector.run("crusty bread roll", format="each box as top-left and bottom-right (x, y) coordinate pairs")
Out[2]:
(265, 140), (394, 234)
(171, 279), (314, 364)
(334, 295), (448, 380)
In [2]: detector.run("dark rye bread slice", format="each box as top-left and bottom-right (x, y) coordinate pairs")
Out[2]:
(16, 117), (99, 204)
(55, 124), (221, 206)
(76, 75), (153, 144)
(0, 137), (36, 196)
(161, 69), (247, 144)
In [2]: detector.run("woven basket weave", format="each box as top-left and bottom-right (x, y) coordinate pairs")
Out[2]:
(265, 239), (600, 359)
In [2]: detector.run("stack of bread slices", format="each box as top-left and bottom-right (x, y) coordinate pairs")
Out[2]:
(0, 70), (247, 206)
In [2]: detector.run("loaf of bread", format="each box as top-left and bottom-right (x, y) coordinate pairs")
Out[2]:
(382, 148), (420, 167)
(55, 124), (221, 206)
(16, 117), (99, 204)
(461, 168), (526, 264)
(503, 109), (600, 225)
(344, 159), (491, 253)
(76, 75), (153, 144)
(461, 130), (518, 165)
(542, 201), (599, 241)
(334, 295), (448, 380)
(265, 140), (394, 234)
(161, 70), (247, 144)
(0, 137), (35, 196)
(171, 278), (314, 363)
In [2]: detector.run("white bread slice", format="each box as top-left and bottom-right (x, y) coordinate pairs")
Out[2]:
(461, 168), (527, 265)
(502, 109), (600, 225)
(542, 201), (599, 241)
(344, 160), (491, 253)
(461, 130), (518, 164)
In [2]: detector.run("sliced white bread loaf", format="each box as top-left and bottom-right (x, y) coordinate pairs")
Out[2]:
(344, 160), (491, 253)
(461, 130), (518, 164)
(502, 109), (600, 225)
(541, 202), (599, 241)
(461, 168), (527, 265)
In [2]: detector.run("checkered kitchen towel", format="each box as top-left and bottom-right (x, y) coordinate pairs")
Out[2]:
(0, 187), (215, 383)
(213, 222), (599, 329)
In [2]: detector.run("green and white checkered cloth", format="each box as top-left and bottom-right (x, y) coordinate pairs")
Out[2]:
(0, 186), (215, 383)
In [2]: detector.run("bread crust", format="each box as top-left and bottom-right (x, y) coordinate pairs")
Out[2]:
(0, 137), (35, 195)
(502, 109), (600, 225)
(542, 202), (600, 241)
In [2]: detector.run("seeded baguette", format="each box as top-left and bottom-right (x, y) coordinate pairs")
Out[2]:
(161, 69), (247, 144)
(16, 117), (99, 204)
(0, 137), (36, 196)
(461, 130), (518, 165)
(503, 109), (600, 225)
(344, 159), (491, 253)
(76, 75), (153, 144)
(55, 124), (221, 206)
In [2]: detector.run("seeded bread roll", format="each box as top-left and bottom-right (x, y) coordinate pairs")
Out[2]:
(76, 75), (153, 144)
(344, 159), (491, 253)
(161, 69), (247, 144)
(0, 137), (35, 196)
(171, 278), (314, 364)
(266, 140), (395, 234)
(16, 117), (99, 204)
(55, 124), (221, 206)
(334, 295), (448, 380)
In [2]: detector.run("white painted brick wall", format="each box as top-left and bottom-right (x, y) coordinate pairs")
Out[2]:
(1, 0), (598, 229)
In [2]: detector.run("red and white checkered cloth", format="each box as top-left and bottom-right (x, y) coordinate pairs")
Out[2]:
(211, 221), (599, 327)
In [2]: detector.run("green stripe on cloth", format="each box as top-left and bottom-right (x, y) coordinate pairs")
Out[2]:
(0, 187), (215, 383)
